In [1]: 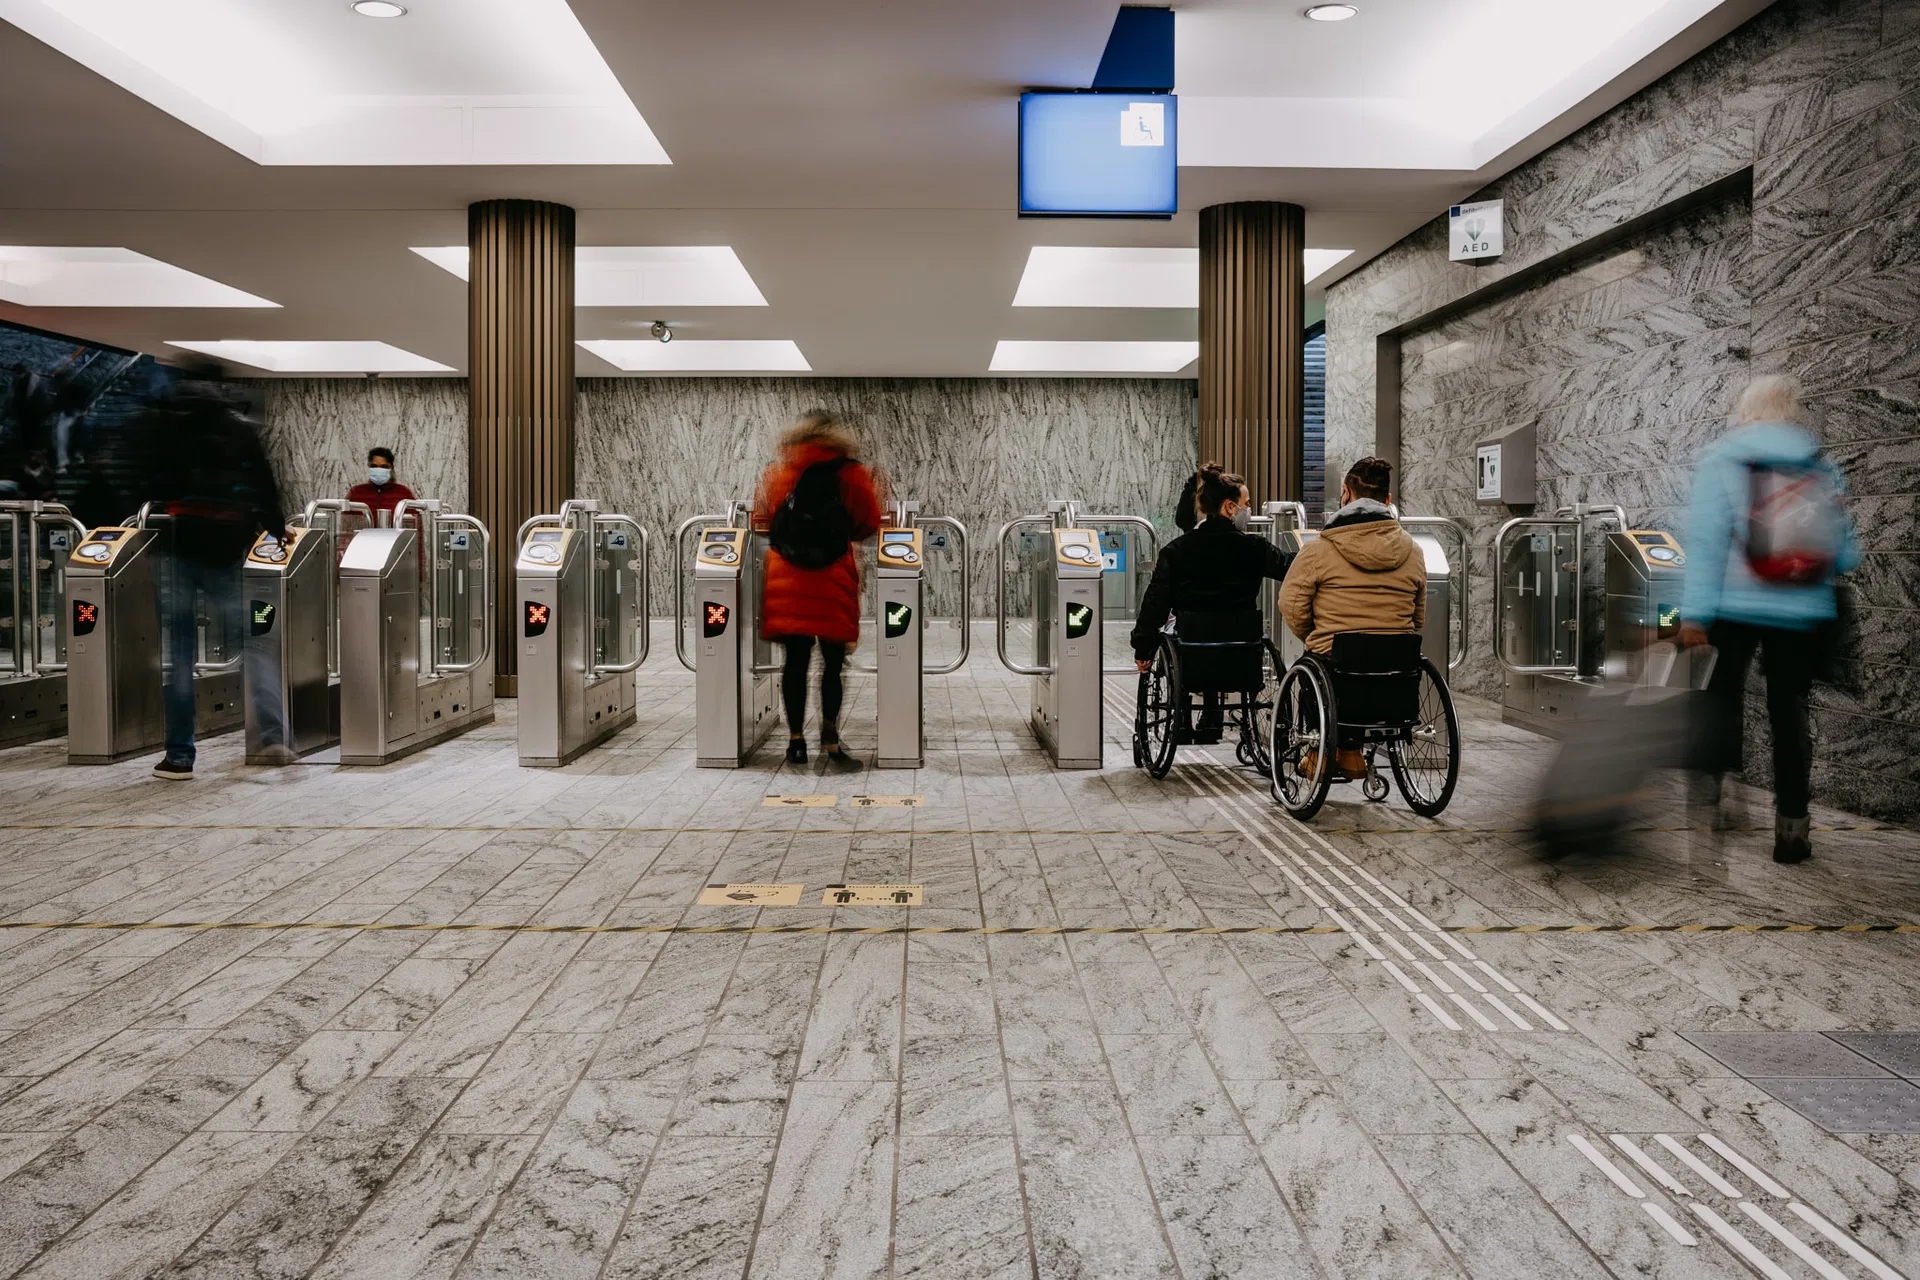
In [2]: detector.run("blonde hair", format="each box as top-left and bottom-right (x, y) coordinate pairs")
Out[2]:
(1733, 375), (1804, 426)
(778, 409), (859, 457)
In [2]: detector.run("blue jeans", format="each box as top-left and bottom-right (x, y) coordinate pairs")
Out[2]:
(162, 557), (279, 765)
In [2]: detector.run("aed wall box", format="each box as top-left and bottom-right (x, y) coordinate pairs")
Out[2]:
(1474, 421), (1537, 507)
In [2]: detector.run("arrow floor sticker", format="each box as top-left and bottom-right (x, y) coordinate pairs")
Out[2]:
(696, 883), (806, 907)
(762, 795), (838, 808)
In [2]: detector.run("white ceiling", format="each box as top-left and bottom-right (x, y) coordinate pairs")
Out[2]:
(0, 0), (1772, 376)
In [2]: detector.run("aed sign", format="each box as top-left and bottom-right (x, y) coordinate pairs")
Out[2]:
(1449, 199), (1503, 261)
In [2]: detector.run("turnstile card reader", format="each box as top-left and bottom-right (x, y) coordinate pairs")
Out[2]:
(693, 527), (779, 768)
(243, 528), (337, 761)
(338, 507), (494, 766)
(1603, 530), (1687, 682)
(1032, 529), (1105, 769)
(875, 527), (924, 768)
(516, 505), (646, 768)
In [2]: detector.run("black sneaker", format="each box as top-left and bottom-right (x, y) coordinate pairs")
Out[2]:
(152, 760), (193, 781)
(1773, 815), (1812, 864)
(786, 739), (809, 765)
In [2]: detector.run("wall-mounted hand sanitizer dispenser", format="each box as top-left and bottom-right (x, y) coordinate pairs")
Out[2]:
(1474, 422), (1536, 507)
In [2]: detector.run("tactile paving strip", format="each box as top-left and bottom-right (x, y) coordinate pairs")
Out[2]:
(1683, 1032), (1891, 1078)
(1754, 1078), (1920, 1133)
(1827, 1031), (1920, 1079)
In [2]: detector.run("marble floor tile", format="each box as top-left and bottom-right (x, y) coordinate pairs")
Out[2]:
(436, 1032), (599, 1134)
(900, 1033), (1012, 1136)
(745, 1080), (895, 1280)
(796, 935), (902, 1082)
(893, 1135), (1031, 1279)
(599, 1135), (777, 1280)
(1104, 1034), (1243, 1136)
(204, 1029), (404, 1133)
(1137, 1135), (1321, 1280)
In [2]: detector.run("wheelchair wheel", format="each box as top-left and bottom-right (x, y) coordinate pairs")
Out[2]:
(1388, 657), (1460, 817)
(1136, 640), (1182, 780)
(1362, 767), (1390, 802)
(1239, 639), (1284, 778)
(1269, 658), (1334, 819)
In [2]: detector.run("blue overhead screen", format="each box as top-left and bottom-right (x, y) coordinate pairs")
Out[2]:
(1019, 91), (1177, 218)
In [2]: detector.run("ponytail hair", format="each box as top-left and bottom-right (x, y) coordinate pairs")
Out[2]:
(1195, 463), (1247, 518)
(1343, 456), (1392, 502)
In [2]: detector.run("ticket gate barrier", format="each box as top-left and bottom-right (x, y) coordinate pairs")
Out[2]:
(677, 503), (780, 768)
(996, 500), (1158, 769)
(853, 502), (970, 769)
(0, 501), (86, 748)
(515, 501), (649, 767)
(65, 506), (246, 764)
(240, 498), (371, 763)
(1400, 514), (1468, 677)
(338, 499), (493, 765)
(1494, 504), (1686, 737)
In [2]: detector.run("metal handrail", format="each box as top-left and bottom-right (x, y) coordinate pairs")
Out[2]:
(919, 514), (970, 674)
(1078, 513), (1160, 675)
(1, 509), (19, 677)
(592, 515), (650, 674)
(1491, 515), (1579, 677)
(431, 513), (491, 676)
(1400, 515), (1470, 674)
(1264, 501), (1310, 532)
(292, 500), (369, 681)
(674, 512), (728, 671)
(28, 509), (85, 674)
(995, 515), (1052, 676)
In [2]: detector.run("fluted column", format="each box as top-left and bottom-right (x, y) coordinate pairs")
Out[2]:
(1199, 201), (1305, 506)
(469, 199), (574, 696)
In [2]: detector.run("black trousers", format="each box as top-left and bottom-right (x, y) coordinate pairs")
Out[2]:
(781, 637), (847, 736)
(1704, 620), (1818, 819)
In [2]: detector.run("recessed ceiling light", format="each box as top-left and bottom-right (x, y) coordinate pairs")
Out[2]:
(1304, 4), (1357, 20)
(350, 2), (407, 17)
(413, 246), (767, 306)
(989, 341), (1199, 374)
(166, 341), (453, 373)
(1010, 246), (1356, 307)
(0, 247), (278, 308)
(578, 340), (810, 373)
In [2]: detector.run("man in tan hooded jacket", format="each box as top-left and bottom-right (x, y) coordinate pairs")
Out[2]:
(1280, 457), (1426, 654)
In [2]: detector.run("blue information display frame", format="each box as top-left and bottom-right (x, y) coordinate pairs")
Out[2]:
(1019, 91), (1177, 218)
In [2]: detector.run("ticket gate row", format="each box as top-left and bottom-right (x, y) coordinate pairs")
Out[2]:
(515, 500), (649, 767)
(1494, 503), (1689, 736)
(0, 500), (86, 748)
(65, 506), (246, 764)
(676, 500), (970, 769)
(995, 499), (1158, 769)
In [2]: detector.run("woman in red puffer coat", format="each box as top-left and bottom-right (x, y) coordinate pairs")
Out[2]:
(751, 412), (883, 770)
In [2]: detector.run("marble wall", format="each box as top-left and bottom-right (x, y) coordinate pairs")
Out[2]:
(260, 376), (1198, 616)
(1324, 0), (1920, 820)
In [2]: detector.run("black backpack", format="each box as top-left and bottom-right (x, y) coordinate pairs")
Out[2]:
(770, 458), (853, 569)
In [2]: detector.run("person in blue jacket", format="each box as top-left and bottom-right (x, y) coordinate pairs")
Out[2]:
(1679, 374), (1860, 864)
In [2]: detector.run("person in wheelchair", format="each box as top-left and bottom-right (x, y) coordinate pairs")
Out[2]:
(1131, 464), (1292, 745)
(1278, 456), (1425, 779)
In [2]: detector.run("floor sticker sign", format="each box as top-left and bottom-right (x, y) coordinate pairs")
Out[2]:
(762, 795), (838, 808)
(823, 884), (923, 906)
(697, 883), (806, 907)
(851, 796), (923, 808)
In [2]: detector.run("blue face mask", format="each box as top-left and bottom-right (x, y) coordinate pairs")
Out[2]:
(368, 467), (392, 486)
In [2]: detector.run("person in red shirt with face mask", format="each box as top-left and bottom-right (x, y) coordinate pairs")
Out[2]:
(345, 446), (415, 516)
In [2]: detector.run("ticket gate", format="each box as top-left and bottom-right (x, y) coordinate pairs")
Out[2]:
(1401, 514), (1468, 677)
(859, 501), (969, 769)
(1494, 504), (1687, 736)
(66, 507), (246, 764)
(0, 501), (85, 748)
(996, 500), (1157, 769)
(240, 499), (370, 762)
(515, 500), (649, 767)
(677, 503), (780, 768)
(338, 499), (493, 765)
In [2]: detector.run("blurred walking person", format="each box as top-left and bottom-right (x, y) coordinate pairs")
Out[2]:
(752, 411), (882, 771)
(144, 361), (287, 779)
(1680, 375), (1859, 863)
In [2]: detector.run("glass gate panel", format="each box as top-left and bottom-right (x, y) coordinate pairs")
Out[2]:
(1498, 521), (1578, 671)
(595, 523), (644, 670)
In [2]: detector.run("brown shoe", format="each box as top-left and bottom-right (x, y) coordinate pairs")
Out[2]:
(1296, 749), (1325, 780)
(1336, 749), (1366, 779)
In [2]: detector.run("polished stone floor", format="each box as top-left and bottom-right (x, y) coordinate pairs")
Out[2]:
(0, 628), (1916, 1279)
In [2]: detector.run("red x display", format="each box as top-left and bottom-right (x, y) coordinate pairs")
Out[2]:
(523, 600), (551, 637)
(703, 602), (731, 638)
(72, 600), (98, 636)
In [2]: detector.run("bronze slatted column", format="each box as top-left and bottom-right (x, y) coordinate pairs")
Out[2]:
(1199, 201), (1306, 506)
(469, 199), (575, 697)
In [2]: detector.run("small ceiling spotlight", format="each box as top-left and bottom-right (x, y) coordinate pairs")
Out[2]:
(1304, 4), (1357, 19)
(650, 320), (673, 343)
(350, 1), (408, 17)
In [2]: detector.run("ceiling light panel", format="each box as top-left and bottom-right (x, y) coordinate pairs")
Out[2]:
(166, 340), (453, 373)
(0, 247), (278, 307)
(579, 340), (810, 373)
(0, 0), (668, 165)
(413, 247), (767, 307)
(1010, 246), (1355, 307)
(989, 341), (1200, 374)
